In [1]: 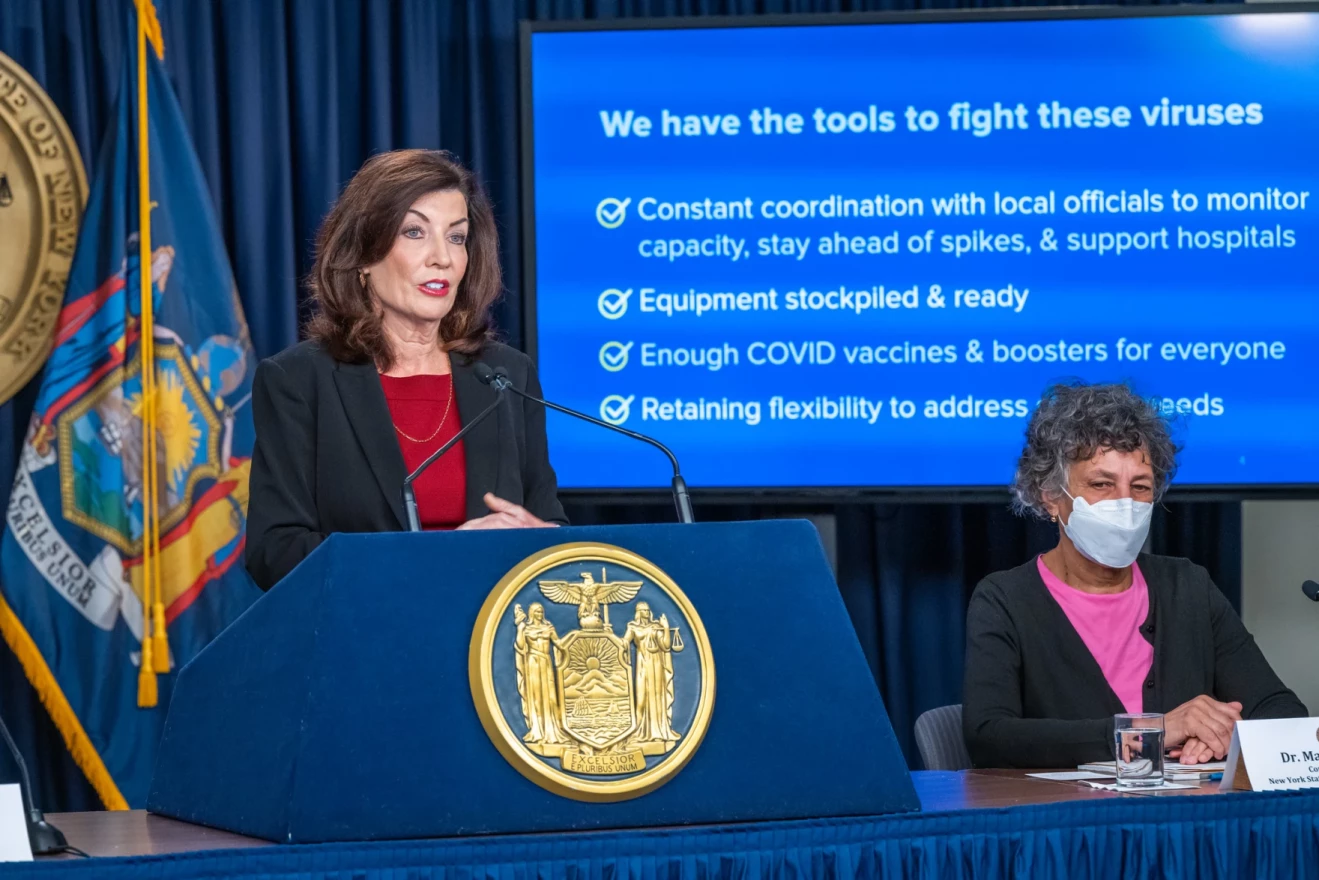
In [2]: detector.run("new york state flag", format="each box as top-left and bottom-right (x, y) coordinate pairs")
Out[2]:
(0, 11), (258, 809)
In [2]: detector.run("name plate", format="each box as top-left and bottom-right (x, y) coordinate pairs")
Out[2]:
(0, 784), (31, 862)
(1220, 717), (1319, 792)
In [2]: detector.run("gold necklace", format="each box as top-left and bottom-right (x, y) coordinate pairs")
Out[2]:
(392, 379), (454, 444)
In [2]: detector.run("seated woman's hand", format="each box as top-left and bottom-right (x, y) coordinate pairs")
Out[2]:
(1169, 736), (1217, 765)
(1164, 695), (1243, 759)
(456, 493), (560, 530)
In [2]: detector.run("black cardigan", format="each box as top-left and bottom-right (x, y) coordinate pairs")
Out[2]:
(962, 553), (1307, 768)
(244, 340), (567, 591)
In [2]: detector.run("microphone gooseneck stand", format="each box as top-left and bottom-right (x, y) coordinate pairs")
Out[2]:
(0, 710), (67, 855)
(491, 367), (695, 524)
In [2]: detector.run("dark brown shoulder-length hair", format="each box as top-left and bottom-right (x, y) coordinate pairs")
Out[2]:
(306, 149), (501, 368)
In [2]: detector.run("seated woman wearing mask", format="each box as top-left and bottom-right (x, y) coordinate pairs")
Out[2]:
(963, 382), (1305, 768)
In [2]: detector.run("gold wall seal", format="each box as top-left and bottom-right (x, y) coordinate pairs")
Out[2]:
(470, 542), (715, 802)
(0, 52), (88, 404)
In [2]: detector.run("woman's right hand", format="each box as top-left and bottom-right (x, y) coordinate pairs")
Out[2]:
(1164, 695), (1243, 759)
(456, 493), (558, 531)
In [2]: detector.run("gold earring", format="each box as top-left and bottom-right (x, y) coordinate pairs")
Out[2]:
(1050, 515), (1058, 523)
(358, 270), (368, 288)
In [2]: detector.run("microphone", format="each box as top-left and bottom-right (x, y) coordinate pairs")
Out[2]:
(0, 709), (67, 855)
(1303, 581), (1319, 602)
(400, 363), (507, 532)
(493, 367), (695, 524)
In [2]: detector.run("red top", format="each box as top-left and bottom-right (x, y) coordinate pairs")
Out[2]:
(379, 373), (467, 530)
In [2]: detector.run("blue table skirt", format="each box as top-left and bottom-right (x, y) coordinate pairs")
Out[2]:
(14, 789), (1319, 879)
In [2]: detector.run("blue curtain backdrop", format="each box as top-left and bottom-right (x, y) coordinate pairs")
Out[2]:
(0, 0), (1236, 812)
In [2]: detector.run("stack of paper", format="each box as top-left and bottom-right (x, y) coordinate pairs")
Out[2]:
(1027, 771), (1113, 781)
(1077, 760), (1225, 780)
(1081, 779), (1200, 792)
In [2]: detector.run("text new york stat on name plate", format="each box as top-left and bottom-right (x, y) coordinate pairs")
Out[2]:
(1221, 718), (1319, 792)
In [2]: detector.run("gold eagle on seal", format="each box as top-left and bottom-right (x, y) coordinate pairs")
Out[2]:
(535, 569), (641, 627)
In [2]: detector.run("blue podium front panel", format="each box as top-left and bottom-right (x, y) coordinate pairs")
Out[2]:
(149, 521), (918, 842)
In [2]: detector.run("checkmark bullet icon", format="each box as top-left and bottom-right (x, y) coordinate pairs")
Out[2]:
(599, 394), (635, 425)
(599, 341), (633, 372)
(595, 197), (631, 229)
(597, 288), (632, 319)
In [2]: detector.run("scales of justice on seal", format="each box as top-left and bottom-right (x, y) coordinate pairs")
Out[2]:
(149, 521), (919, 841)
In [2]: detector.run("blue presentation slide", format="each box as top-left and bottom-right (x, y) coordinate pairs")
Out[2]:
(528, 10), (1319, 490)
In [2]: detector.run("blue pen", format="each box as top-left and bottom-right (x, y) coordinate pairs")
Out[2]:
(1207, 773), (1223, 782)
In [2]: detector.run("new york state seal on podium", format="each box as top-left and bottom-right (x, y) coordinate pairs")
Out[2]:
(470, 543), (715, 801)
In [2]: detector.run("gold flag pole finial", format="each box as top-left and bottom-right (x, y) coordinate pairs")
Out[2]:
(133, 0), (165, 60)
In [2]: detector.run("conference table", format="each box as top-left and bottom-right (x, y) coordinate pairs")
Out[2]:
(18, 770), (1318, 878)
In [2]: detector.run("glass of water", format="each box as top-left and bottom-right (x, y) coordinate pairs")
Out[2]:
(1114, 713), (1165, 789)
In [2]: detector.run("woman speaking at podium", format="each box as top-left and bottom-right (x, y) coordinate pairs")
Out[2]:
(245, 150), (565, 591)
(962, 383), (1305, 768)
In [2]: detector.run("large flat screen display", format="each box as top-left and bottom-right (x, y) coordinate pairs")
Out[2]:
(523, 7), (1319, 492)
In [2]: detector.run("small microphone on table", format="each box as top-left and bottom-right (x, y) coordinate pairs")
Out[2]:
(1302, 580), (1319, 602)
(492, 367), (695, 524)
(400, 362), (507, 532)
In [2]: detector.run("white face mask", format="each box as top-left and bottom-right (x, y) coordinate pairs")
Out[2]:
(1060, 491), (1153, 569)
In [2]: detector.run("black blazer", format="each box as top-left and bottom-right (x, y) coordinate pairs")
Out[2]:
(962, 553), (1307, 768)
(244, 340), (567, 590)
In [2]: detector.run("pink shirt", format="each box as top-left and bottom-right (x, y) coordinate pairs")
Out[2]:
(1037, 556), (1154, 715)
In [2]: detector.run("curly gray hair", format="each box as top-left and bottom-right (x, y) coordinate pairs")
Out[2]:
(1012, 382), (1180, 519)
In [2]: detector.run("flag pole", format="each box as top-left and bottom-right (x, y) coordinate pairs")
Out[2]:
(134, 0), (168, 707)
